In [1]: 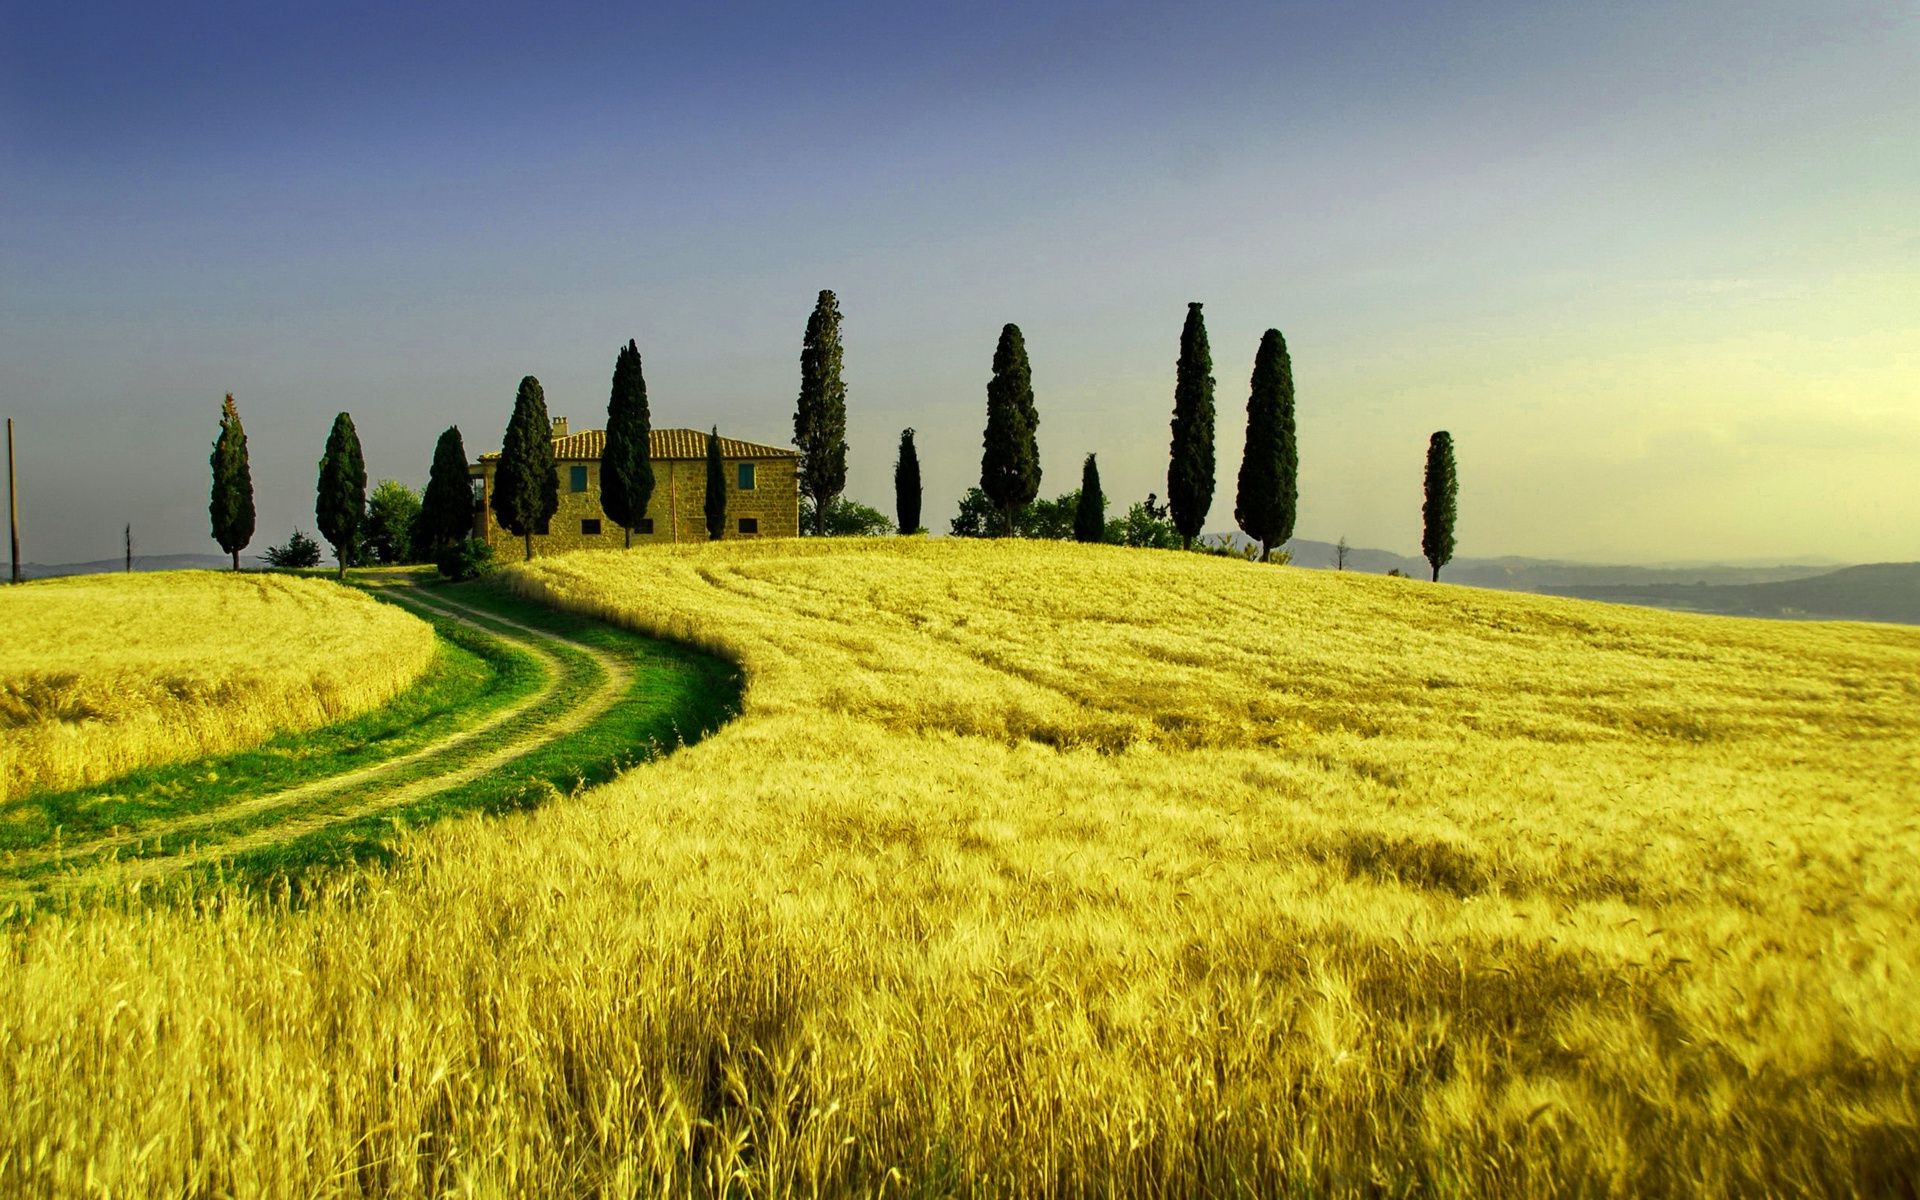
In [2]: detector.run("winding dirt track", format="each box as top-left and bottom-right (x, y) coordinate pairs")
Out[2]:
(1, 580), (633, 898)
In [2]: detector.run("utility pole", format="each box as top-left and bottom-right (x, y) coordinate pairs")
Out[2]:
(126, 524), (133, 573)
(7, 418), (19, 585)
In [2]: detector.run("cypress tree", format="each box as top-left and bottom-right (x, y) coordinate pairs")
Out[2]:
(491, 376), (559, 560)
(793, 289), (848, 535)
(980, 323), (1040, 535)
(1234, 329), (1298, 562)
(1074, 453), (1105, 543)
(1167, 302), (1216, 550)
(705, 426), (726, 541)
(601, 339), (654, 548)
(415, 426), (474, 560)
(315, 412), (367, 578)
(208, 393), (255, 571)
(894, 428), (922, 535)
(1422, 430), (1458, 582)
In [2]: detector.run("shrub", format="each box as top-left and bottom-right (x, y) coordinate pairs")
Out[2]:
(262, 530), (324, 569)
(802, 497), (893, 537)
(1116, 500), (1181, 550)
(436, 538), (494, 582)
(365, 480), (423, 565)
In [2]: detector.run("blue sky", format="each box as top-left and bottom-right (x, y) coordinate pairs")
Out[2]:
(2, 1), (1915, 563)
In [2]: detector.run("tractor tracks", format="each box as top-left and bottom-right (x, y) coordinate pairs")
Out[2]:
(0, 580), (635, 901)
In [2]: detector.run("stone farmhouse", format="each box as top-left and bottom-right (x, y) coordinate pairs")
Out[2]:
(472, 418), (800, 560)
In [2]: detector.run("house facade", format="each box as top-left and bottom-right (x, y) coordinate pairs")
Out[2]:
(472, 418), (800, 560)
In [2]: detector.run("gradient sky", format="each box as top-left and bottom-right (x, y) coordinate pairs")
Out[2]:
(2, 0), (1914, 565)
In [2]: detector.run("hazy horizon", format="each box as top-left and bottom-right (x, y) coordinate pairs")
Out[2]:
(4, 1), (1915, 566)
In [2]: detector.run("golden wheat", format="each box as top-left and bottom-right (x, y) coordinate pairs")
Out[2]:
(2, 539), (1916, 1197)
(0, 570), (436, 802)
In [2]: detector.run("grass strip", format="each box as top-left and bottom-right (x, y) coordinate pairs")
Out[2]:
(0, 613), (535, 857)
(4, 574), (742, 904)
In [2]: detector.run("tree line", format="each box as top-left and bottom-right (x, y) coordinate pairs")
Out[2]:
(208, 290), (1459, 580)
(211, 399), (487, 578)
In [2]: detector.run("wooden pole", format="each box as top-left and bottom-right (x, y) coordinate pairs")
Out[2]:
(7, 418), (19, 584)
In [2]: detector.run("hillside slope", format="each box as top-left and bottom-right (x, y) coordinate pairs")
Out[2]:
(5, 540), (1917, 1197)
(0, 570), (435, 800)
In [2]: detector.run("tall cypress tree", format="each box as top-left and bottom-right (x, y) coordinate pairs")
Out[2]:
(1167, 302), (1216, 550)
(315, 412), (367, 578)
(1234, 329), (1298, 562)
(1074, 453), (1105, 544)
(1422, 430), (1458, 582)
(981, 323), (1040, 535)
(415, 425), (474, 559)
(601, 339), (654, 548)
(209, 393), (254, 571)
(705, 426), (726, 541)
(793, 289), (848, 535)
(894, 428), (922, 535)
(491, 375), (559, 561)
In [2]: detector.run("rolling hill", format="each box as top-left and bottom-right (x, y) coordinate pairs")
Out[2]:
(5, 540), (1917, 1197)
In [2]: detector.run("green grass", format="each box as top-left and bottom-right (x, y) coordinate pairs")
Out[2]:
(0, 575), (743, 898)
(0, 616), (532, 853)
(223, 578), (743, 881)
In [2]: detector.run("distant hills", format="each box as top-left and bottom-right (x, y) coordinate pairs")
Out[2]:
(1236, 536), (1917, 626)
(1541, 563), (1920, 626)
(1269, 538), (1840, 590)
(16, 553), (261, 580)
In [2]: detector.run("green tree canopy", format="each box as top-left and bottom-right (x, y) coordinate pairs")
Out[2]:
(802, 496), (893, 537)
(1074, 454), (1105, 544)
(1167, 302), (1216, 549)
(894, 428), (922, 534)
(793, 290), (848, 535)
(1422, 430), (1458, 582)
(208, 393), (255, 570)
(415, 426), (474, 560)
(365, 480), (422, 565)
(980, 323), (1040, 535)
(1234, 328), (1298, 562)
(490, 376), (559, 560)
(315, 412), (367, 578)
(601, 339), (655, 548)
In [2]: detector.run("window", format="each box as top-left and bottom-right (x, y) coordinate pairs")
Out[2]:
(638, 517), (655, 535)
(569, 465), (589, 493)
(581, 518), (602, 536)
(738, 517), (759, 534)
(737, 462), (756, 491)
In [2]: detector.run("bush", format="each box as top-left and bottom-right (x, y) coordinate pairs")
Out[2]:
(801, 497), (894, 537)
(1115, 501), (1181, 550)
(436, 538), (494, 582)
(365, 480), (424, 565)
(261, 530), (324, 569)
(950, 487), (1084, 540)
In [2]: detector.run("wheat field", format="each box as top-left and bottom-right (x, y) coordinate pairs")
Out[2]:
(0, 571), (436, 802)
(3, 539), (1917, 1196)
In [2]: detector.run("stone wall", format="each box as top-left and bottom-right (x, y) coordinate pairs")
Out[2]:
(478, 457), (800, 561)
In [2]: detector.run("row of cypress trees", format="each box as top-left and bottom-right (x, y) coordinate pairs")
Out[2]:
(211, 292), (1457, 577)
(969, 307), (1304, 561)
(209, 397), (479, 576)
(966, 303), (1456, 579)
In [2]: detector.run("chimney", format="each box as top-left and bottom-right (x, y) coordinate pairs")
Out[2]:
(551, 416), (568, 439)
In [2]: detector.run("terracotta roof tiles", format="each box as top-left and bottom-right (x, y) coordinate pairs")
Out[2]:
(479, 426), (798, 463)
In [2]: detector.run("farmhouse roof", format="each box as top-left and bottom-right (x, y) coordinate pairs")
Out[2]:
(478, 426), (799, 464)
